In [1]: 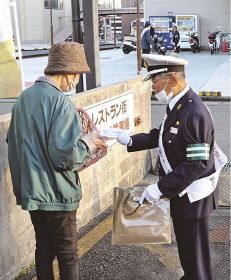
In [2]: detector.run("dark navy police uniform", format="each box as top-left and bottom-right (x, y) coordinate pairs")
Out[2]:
(128, 88), (216, 280)
(173, 29), (180, 53)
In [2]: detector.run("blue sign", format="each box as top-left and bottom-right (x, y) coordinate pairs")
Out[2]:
(149, 16), (176, 50)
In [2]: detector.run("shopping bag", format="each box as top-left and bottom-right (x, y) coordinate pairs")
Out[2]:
(112, 186), (171, 245)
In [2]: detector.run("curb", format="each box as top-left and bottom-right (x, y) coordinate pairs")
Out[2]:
(151, 96), (230, 102)
(200, 96), (230, 101)
(99, 44), (122, 50)
(199, 91), (221, 97)
(17, 44), (122, 58)
(17, 49), (49, 59)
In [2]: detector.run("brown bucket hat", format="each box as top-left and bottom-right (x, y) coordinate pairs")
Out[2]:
(44, 42), (91, 75)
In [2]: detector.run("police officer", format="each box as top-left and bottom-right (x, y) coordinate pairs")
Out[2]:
(150, 24), (158, 53)
(102, 54), (227, 280)
(141, 21), (152, 54)
(172, 23), (180, 53)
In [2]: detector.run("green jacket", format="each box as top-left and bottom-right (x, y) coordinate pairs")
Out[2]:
(7, 76), (91, 211)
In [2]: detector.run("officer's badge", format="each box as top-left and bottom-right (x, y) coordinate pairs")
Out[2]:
(177, 104), (182, 110)
(170, 127), (178, 134)
(176, 121), (180, 126)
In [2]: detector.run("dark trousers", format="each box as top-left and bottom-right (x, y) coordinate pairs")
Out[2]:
(173, 45), (180, 53)
(142, 49), (150, 54)
(30, 210), (79, 280)
(173, 216), (213, 280)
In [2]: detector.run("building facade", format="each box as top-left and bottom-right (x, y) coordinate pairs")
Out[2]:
(16, 0), (72, 45)
(98, 0), (143, 9)
(15, 0), (144, 45)
(144, 0), (230, 48)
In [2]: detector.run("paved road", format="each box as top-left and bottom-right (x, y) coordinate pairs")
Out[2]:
(4, 49), (229, 159)
(100, 50), (230, 95)
(0, 50), (230, 116)
(4, 49), (231, 91)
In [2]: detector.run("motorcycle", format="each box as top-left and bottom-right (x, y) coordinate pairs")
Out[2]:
(151, 33), (166, 55)
(156, 34), (166, 55)
(186, 32), (200, 53)
(122, 37), (137, 54)
(208, 28), (221, 54)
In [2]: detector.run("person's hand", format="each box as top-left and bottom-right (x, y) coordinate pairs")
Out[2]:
(91, 132), (108, 150)
(139, 183), (162, 204)
(100, 128), (131, 146)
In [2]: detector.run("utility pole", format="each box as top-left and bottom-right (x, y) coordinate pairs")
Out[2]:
(50, 0), (53, 46)
(82, 0), (101, 89)
(71, 0), (84, 93)
(136, 0), (142, 75)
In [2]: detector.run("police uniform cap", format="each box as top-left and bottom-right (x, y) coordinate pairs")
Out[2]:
(144, 21), (150, 28)
(142, 54), (188, 81)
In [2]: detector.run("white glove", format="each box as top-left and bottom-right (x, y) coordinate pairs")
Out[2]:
(139, 183), (162, 204)
(100, 128), (132, 146)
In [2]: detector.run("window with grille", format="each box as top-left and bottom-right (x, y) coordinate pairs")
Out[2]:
(44, 0), (64, 10)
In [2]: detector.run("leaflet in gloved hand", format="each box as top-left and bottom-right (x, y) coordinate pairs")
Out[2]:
(100, 128), (124, 139)
(100, 128), (131, 145)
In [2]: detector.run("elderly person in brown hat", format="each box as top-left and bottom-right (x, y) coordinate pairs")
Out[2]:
(7, 42), (107, 280)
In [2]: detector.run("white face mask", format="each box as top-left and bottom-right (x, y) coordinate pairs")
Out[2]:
(155, 90), (173, 102)
(154, 78), (174, 103)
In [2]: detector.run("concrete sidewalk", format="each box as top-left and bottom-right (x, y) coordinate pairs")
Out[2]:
(79, 211), (230, 280)
(1, 51), (230, 117)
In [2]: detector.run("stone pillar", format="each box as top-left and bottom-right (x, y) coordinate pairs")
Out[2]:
(82, 0), (101, 89)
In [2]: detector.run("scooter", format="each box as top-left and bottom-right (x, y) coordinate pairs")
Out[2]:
(156, 34), (166, 55)
(187, 32), (200, 53)
(99, 29), (104, 40)
(150, 33), (166, 55)
(122, 37), (137, 54)
(208, 28), (221, 54)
